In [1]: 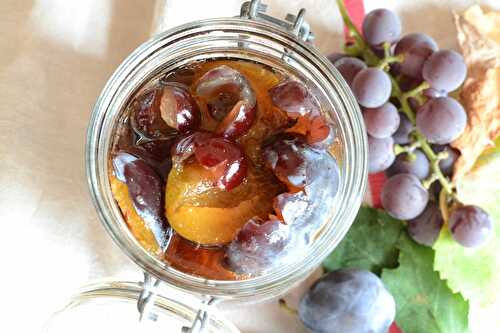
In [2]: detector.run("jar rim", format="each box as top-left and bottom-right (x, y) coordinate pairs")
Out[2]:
(86, 16), (367, 301)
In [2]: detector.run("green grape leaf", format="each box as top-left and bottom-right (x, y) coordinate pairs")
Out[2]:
(382, 234), (470, 333)
(323, 206), (405, 275)
(434, 137), (500, 306)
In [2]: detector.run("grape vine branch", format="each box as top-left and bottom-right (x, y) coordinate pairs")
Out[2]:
(335, 0), (458, 217)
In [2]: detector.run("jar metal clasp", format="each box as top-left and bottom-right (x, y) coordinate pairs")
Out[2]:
(240, 0), (315, 42)
(137, 272), (220, 332)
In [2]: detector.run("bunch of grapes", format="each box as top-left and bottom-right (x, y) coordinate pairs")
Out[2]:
(331, 6), (493, 248)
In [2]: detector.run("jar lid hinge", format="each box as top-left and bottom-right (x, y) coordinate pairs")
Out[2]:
(240, 0), (315, 42)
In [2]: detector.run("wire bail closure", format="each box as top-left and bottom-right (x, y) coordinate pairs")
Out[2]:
(240, 0), (315, 42)
(137, 273), (219, 332)
(181, 296), (219, 333)
(137, 272), (161, 322)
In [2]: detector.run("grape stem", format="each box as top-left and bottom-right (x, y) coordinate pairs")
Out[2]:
(394, 141), (420, 157)
(336, 0), (458, 208)
(377, 54), (404, 70)
(336, 0), (379, 66)
(439, 188), (449, 222)
(278, 299), (298, 316)
(402, 81), (430, 100)
(422, 173), (438, 189)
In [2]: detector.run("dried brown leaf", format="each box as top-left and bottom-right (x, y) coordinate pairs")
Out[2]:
(452, 6), (500, 180)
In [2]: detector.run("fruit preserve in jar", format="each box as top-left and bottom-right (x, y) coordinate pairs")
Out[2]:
(87, 2), (367, 304)
(109, 59), (341, 280)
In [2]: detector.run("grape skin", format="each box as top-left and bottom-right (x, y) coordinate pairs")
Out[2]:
(408, 201), (443, 246)
(352, 68), (392, 108)
(215, 100), (256, 139)
(226, 219), (290, 275)
(400, 46), (434, 79)
(386, 150), (430, 180)
(159, 83), (201, 133)
(299, 269), (395, 333)
(449, 205), (493, 248)
(430, 181), (442, 200)
(398, 76), (420, 93)
(363, 102), (400, 139)
(113, 151), (139, 182)
(381, 173), (429, 220)
(122, 158), (170, 249)
(333, 57), (367, 87)
(326, 52), (348, 64)
(423, 88), (447, 99)
(327, 52), (346, 64)
(196, 65), (256, 121)
(416, 97), (467, 144)
(394, 33), (438, 55)
(432, 144), (459, 176)
(368, 136), (395, 173)
(362, 9), (402, 46)
(194, 136), (248, 191)
(392, 113), (413, 145)
(269, 80), (320, 118)
(422, 50), (467, 92)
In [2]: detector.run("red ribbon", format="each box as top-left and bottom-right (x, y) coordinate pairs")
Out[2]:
(341, 1), (401, 332)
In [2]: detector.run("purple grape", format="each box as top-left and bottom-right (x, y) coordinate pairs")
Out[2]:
(333, 57), (367, 87)
(130, 88), (177, 140)
(363, 102), (400, 138)
(195, 136), (248, 191)
(430, 181), (443, 199)
(386, 149), (430, 180)
(302, 146), (341, 202)
(269, 80), (320, 118)
(327, 52), (346, 64)
(398, 75), (420, 93)
(408, 201), (444, 246)
(226, 218), (290, 274)
(196, 65), (256, 121)
(263, 136), (307, 188)
(112, 151), (139, 182)
(449, 205), (493, 248)
(394, 33), (438, 55)
(408, 97), (421, 113)
(381, 173), (429, 220)
(352, 68), (392, 108)
(268, 134), (340, 234)
(114, 143), (174, 182)
(122, 158), (170, 250)
(159, 83), (201, 133)
(400, 46), (434, 79)
(422, 50), (467, 92)
(392, 113), (413, 145)
(416, 97), (467, 144)
(368, 136), (395, 173)
(299, 269), (395, 333)
(362, 9), (402, 46)
(423, 88), (447, 99)
(160, 67), (195, 86)
(432, 144), (460, 176)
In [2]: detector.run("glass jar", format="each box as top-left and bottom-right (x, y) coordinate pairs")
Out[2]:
(45, 280), (239, 332)
(84, 0), (366, 329)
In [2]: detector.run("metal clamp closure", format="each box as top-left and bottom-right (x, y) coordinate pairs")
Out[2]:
(240, 0), (315, 42)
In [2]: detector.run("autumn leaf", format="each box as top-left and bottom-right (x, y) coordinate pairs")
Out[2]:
(452, 6), (500, 180)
